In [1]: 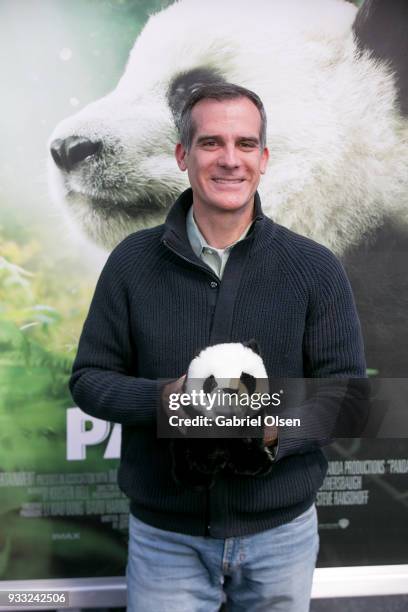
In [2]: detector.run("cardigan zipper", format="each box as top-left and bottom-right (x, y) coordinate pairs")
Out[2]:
(204, 485), (211, 536)
(164, 237), (216, 537)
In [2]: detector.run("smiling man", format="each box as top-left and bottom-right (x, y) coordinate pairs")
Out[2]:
(69, 83), (367, 611)
(175, 93), (269, 249)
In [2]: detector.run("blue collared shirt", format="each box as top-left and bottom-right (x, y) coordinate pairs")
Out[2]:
(186, 205), (253, 279)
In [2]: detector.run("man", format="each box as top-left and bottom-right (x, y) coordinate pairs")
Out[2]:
(69, 83), (367, 611)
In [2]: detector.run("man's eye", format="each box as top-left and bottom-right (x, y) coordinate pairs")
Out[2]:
(240, 141), (256, 149)
(202, 141), (217, 147)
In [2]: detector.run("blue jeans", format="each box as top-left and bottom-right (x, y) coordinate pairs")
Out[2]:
(127, 504), (319, 612)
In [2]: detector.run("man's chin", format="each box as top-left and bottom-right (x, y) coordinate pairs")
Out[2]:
(204, 193), (254, 213)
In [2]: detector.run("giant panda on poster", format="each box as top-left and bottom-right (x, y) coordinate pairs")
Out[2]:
(48, 0), (408, 379)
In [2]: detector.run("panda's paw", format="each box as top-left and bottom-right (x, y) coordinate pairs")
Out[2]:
(170, 439), (224, 489)
(227, 438), (274, 476)
(196, 443), (229, 474)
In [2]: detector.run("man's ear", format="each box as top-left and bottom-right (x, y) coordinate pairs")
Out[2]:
(175, 143), (188, 171)
(260, 146), (269, 175)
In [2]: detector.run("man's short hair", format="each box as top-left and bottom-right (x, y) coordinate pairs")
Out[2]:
(178, 83), (267, 151)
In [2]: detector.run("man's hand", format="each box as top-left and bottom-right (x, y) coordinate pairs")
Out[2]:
(161, 374), (188, 435)
(263, 423), (278, 447)
(161, 374), (187, 409)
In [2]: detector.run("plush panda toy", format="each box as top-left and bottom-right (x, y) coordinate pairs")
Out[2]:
(170, 340), (276, 489)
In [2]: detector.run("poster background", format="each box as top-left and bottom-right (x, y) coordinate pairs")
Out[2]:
(0, 0), (171, 581)
(1, 0), (407, 582)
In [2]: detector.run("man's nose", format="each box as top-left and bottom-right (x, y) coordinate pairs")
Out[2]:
(218, 145), (240, 168)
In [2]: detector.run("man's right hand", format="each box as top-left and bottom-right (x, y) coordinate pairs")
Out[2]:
(161, 374), (188, 435)
(161, 374), (186, 408)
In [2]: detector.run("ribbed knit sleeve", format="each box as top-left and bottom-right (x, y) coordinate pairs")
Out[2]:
(274, 247), (369, 462)
(69, 240), (161, 425)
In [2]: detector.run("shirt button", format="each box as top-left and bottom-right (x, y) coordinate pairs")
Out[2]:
(210, 281), (218, 288)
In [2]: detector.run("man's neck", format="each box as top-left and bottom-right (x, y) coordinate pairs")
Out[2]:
(192, 198), (255, 249)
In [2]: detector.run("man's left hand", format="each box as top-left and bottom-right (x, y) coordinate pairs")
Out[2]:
(264, 424), (278, 447)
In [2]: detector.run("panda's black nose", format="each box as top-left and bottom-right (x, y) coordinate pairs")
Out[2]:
(50, 136), (102, 172)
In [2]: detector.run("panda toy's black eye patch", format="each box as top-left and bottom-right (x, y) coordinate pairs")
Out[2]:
(203, 375), (217, 394)
(240, 372), (257, 395)
(167, 68), (225, 126)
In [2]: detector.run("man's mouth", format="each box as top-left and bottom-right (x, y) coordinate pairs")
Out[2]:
(212, 178), (245, 184)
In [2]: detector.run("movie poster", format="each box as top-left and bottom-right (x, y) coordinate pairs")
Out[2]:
(1, 0), (407, 583)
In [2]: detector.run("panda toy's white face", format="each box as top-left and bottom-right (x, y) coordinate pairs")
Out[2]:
(184, 342), (268, 418)
(48, 0), (408, 254)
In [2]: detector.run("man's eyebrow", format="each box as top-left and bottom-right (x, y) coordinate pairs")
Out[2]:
(238, 136), (260, 144)
(195, 135), (222, 143)
(195, 135), (260, 144)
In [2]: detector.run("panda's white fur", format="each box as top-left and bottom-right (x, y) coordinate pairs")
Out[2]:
(183, 342), (269, 421)
(47, 0), (408, 254)
(185, 342), (267, 393)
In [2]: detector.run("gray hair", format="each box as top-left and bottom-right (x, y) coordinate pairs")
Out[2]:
(178, 83), (267, 151)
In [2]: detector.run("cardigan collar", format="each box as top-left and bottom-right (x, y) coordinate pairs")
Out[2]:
(161, 188), (269, 260)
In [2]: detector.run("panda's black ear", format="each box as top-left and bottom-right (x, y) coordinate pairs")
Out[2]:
(240, 372), (257, 396)
(203, 375), (217, 394)
(244, 339), (261, 355)
(190, 345), (205, 361)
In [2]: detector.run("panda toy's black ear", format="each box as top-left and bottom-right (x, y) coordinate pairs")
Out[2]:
(243, 339), (261, 355)
(191, 345), (205, 360)
(240, 372), (257, 396)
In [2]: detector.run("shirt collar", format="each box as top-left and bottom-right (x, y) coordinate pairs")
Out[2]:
(186, 205), (254, 258)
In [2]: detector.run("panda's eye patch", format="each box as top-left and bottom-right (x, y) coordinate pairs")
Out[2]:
(203, 375), (217, 394)
(240, 372), (257, 395)
(167, 68), (225, 125)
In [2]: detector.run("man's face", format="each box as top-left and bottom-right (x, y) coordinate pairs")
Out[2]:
(175, 97), (269, 214)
